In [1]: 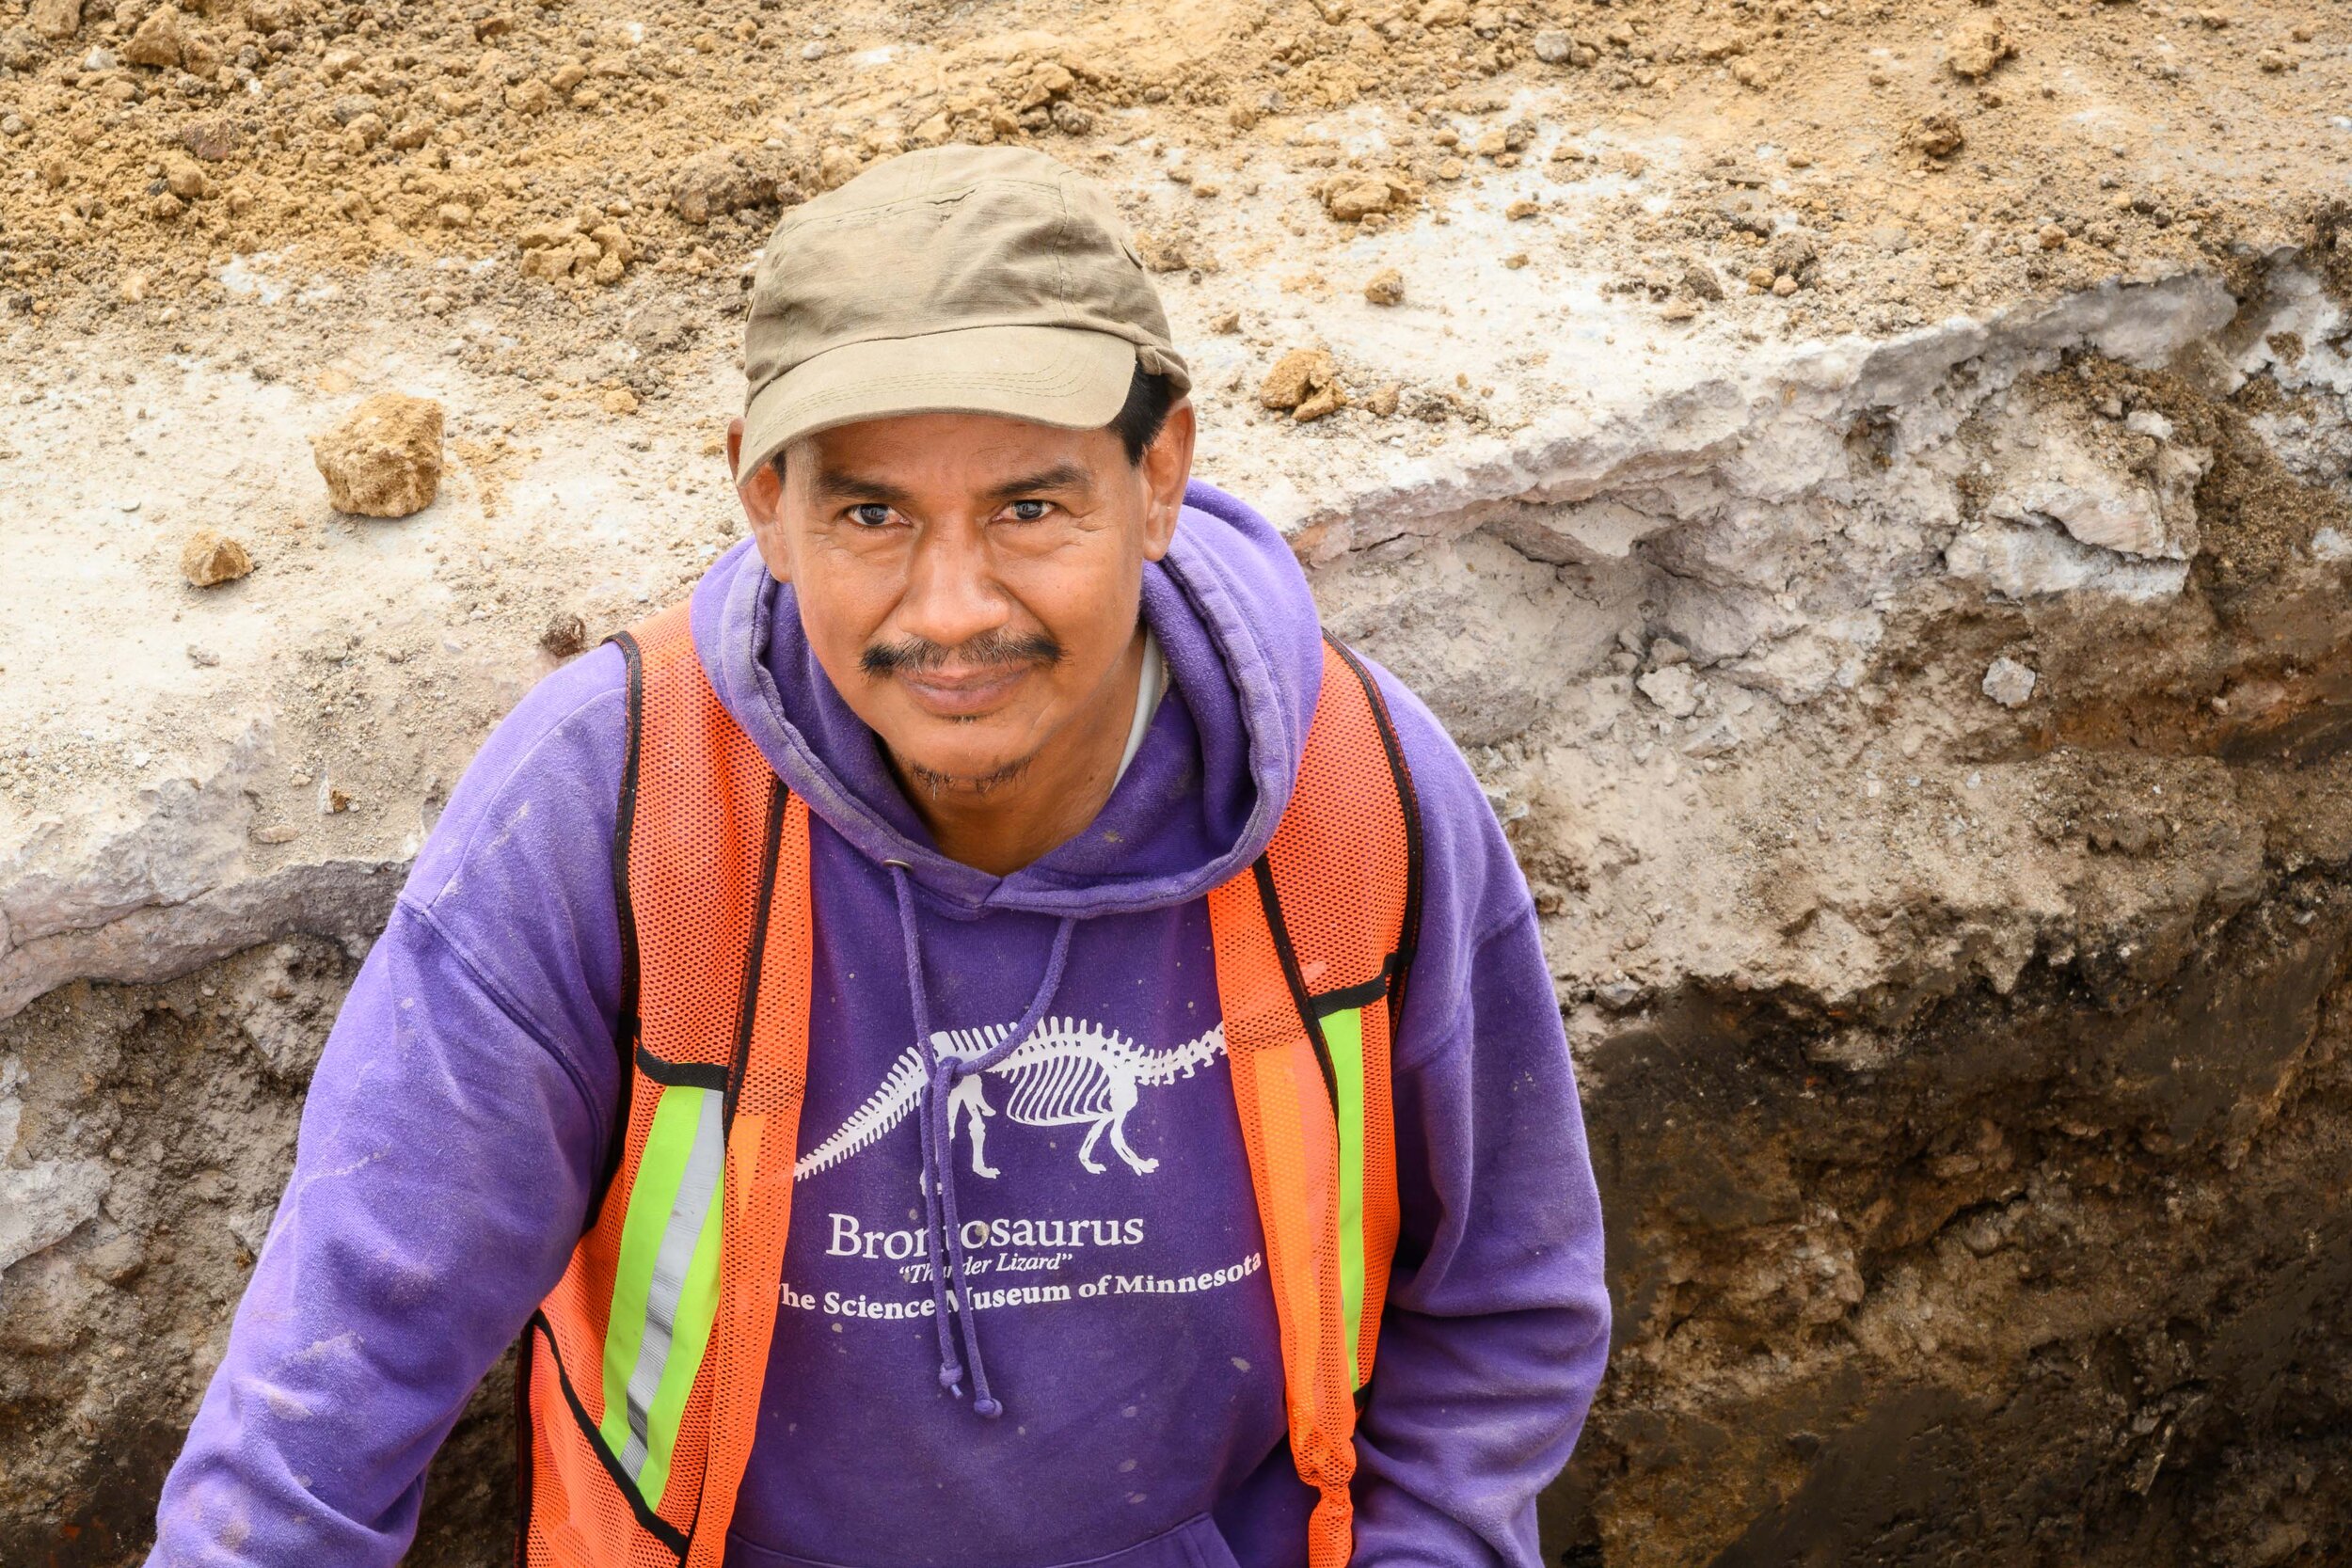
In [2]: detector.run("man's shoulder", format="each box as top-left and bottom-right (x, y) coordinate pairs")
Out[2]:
(401, 640), (632, 925)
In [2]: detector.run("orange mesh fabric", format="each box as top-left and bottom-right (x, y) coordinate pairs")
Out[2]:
(522, 610), (1406, 1568)
(524, 602), (814, 1568)
(1206, 639), (1418, 1568)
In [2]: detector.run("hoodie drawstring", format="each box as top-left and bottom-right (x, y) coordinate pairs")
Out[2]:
(885, 861), (1076, 1419)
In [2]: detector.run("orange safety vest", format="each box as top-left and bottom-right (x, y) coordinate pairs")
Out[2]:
(517, 600), (1422, 1568)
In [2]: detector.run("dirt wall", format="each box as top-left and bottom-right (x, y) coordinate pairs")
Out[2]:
(6, 0), (2352, 1560)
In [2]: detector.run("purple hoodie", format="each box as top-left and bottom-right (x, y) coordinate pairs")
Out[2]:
(146, 483), (1610, 1568)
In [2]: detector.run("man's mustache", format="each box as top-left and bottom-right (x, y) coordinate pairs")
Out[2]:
(860, 629), (1064, 678)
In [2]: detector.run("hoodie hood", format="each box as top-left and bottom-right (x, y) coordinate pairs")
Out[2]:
(691, 479), (1324, 915)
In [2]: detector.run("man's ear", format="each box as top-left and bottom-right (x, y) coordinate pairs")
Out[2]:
(1138, 399), (1195, 563)
(727, 418), (791, 585)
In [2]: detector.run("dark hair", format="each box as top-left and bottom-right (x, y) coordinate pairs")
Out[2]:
(768, 365), (1181, 480)
(1109, 365), (1183, 465)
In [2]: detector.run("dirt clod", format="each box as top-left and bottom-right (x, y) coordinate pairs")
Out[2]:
(120, 5), (187, 69)
(309, 394), (446, 519)
(178, 529), (253, 588)
(27, 0), (80, 40)
(1260, 347), (1339, 414)
(1323, 173), (1411, 223)
(161, 155), (208, 202)
(1364, 267), (1406, 306)
(540, 613), (588, 660)
(1947, 13), (2015, 80)
(1912, 112), (1966, 160)
(668, 150), (781, 227)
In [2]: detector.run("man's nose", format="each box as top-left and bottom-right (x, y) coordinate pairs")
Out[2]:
(896, 515), (1011, 657)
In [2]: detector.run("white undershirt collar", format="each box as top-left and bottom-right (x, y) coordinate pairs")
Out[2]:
(1111, 624), (1168, 788)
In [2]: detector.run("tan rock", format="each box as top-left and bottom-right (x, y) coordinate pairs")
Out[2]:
(1132, 230), (1189, 273)
(668, 149), (775, 226)
(179, 529), (253, 587)
(1911, 113), (1965, 160)
(1261, 348), (1341, 417)
(29, 0), (84, 42)
(122, 6), (187, 69)
(1364, 266), (1406, 306)
(1294, 383), (1346, 422)
(161, 154), (207, 200)
(242, 0), (303, 32)
(1947, 14), (2014, 80)
(310, 393), (445, 518)
(505, 78), (553, 116)
(1323, 174), (1408, 223)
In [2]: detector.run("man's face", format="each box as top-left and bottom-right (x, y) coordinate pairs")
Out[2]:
(729, 404), (1194, 798)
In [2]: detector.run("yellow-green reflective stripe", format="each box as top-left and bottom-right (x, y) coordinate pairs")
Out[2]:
(1323, 1004), (1370, 1390)
(600, 1083), (726, 1508)
(633, 1162), (725, 1509)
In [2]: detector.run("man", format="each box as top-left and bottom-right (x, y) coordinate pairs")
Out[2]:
(148, 146), (1610, 1568)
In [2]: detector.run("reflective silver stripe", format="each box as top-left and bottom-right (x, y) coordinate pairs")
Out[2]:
(616, 1085), (726, 1479)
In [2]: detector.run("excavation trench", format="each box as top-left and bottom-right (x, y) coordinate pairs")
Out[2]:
(6, 246), (2352, 1566)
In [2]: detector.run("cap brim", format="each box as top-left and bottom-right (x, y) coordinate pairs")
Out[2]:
(736, 325), (1138, 484)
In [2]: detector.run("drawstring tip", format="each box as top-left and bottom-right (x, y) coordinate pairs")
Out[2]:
(938, 1363), (964, 1393)
(974, 1396), (1004, 1419)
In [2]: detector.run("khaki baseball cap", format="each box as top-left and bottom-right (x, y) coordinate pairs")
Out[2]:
(735, 145), (1192, 484)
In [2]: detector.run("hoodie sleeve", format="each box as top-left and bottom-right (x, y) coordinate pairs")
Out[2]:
(145, 647), (633, 1568)
(1346, 667), (1613, 1568)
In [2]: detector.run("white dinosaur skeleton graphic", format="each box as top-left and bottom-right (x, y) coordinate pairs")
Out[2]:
(793, 1016), (1227, 1181)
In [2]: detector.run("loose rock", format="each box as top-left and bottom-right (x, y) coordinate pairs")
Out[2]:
(1947, 14), (2014, 80)
(1322, 172), (1411, 223)
(1364, 267), (1406, 306)
(28, 0), (81, 41)
(178, 529), (253, 587)
(309, 393), (446, 518)
(668, 149), (778, 226)
(1260, 348), (1333, 409)
(1983, 656), (2039, 707)
(121, 5), (186, 69)
(540, 613), (588, 660)
(1912, 113), (1966, 160)
(177, 119), (240, 162)
(1132, 230), (1190, 272)
(1637, 664), (1699, 717)
(161, 155), (207, 202)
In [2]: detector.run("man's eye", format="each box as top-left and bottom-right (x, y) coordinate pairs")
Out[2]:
(851, 503), (894, 528)
(1009, 499), (1050, 522)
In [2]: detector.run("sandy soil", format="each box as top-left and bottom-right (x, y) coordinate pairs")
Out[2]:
(7, 1), (2352, 1564)
(1, 0), (2344, 337)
